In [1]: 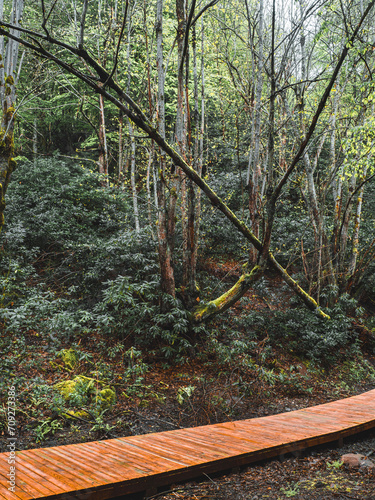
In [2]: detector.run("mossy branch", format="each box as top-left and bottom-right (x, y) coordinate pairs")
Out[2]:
(267, 253), (330, 319)
(193, 255), (330, 322)
(193, 264), (264, 322)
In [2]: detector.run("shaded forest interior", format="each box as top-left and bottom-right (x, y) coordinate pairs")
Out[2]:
(1, 2), (375, 497)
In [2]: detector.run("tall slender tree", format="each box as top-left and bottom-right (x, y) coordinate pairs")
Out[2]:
(0, 0), (24, 231)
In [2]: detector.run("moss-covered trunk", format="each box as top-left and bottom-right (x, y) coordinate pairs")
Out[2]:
(0, 79), (17, 232)
(193, 264), (265, 322)
(0, 0), (24, 232)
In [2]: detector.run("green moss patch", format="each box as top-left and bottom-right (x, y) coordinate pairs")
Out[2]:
(54, 375), (116, 412)
(57, 348), (79, 371)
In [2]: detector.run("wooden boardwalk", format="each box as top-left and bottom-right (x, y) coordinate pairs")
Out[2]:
(1, 389), (375, 499)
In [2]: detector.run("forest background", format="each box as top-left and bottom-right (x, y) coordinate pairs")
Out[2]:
(1, 0), (375, 462)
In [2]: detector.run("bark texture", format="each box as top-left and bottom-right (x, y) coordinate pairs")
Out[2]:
(0, 0), (24, 232)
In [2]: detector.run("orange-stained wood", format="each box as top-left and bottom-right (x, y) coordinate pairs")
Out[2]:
(1, 389), (375, 499)
(96, 437), (196, 467)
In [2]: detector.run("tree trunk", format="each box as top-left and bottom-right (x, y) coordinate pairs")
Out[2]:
(156, 0), (175, 297)
(176, 0), (198, 303)
(248, 0), (264, 264)
(118, 109), (124, 183)
(339, 174), (356, 282)
(128, 118), (140, 234)
(194, 264), (265, 322)
(125, 2), (140, 233)
(0, 0), (24, 232)
(146, 144), (154, 230)
(347, 166), (367, 281)
(33, 117), (38, 158)
(98, 93), (109, 185)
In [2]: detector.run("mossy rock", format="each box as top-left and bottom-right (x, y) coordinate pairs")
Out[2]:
(97, 388), (116, 411)
(54, 376), (116, 411)
(54, 375), (95, 402)
(64, 409), (92, 420)
(57, 348), (79, 371)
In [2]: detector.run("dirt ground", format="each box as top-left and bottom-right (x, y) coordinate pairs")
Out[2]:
(150, 430), (375, 500)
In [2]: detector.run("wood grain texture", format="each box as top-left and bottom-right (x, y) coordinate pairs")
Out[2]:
(1, 389), (375, 499)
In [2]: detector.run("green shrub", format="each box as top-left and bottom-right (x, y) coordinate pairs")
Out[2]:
(0, 157), (203, 357)
(95, 275), (199, 360)
(5, 157), (131, 249)
(241, 292), (361, 364)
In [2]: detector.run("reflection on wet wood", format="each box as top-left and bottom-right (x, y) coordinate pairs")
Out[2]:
(1, 389), (375, 499)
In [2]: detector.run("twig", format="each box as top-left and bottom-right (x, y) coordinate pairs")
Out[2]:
(203, 472), (217, 485)
(103, 0), (129, 87)
(62, 411), (92, 424)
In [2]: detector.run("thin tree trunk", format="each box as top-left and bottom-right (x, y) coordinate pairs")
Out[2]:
(98, 93), (109, 184)
(144, 0), (155, 235)
(118, 109), (124, 183)
(128, 118), (140, 233)
(248, 0), (264, 263)
(184, 23), (201, 302)
(348, 166), (367, 280)
(146, 143), (154, 229)
(331, 83), (344, 270)
(126, 3), (140, 233)
(156, 0), (175, 297)
(192, 18), (205, 279)
(262, 0), (275, 260)
(176, 0), (191, 298)
(0, 0), (24, 232)
(33, 117), (38, 158)
(339, 173), (356, 280)
(244, 0), (255, 187)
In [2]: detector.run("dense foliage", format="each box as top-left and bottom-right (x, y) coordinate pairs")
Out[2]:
(1, 157), (374, 366)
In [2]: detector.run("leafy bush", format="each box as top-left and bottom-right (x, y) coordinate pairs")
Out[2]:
(75, 228), (158, 300)
(0, 286), (94, 344)
(1, 156), (147, 298)
(95, 275), (201, 360)
(0, 156), (162, 327)
(241, 293), (361, 364)
(5, 156), (131, 249)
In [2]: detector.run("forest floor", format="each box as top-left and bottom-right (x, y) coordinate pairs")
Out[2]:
(152, 430), (375, 500)
(2, 259), (375, 499)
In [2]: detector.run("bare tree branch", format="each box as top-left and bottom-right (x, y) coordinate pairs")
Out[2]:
(103, 0), (129, 87)
(263, 0), (375, 253)
(79, 0), (89, 49)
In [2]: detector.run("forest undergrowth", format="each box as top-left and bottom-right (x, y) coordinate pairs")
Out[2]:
(1, 159), (375, 499)
(2, 0), (375, 495)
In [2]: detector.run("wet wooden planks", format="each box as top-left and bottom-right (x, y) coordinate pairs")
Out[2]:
(1, 389), (375, 499)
